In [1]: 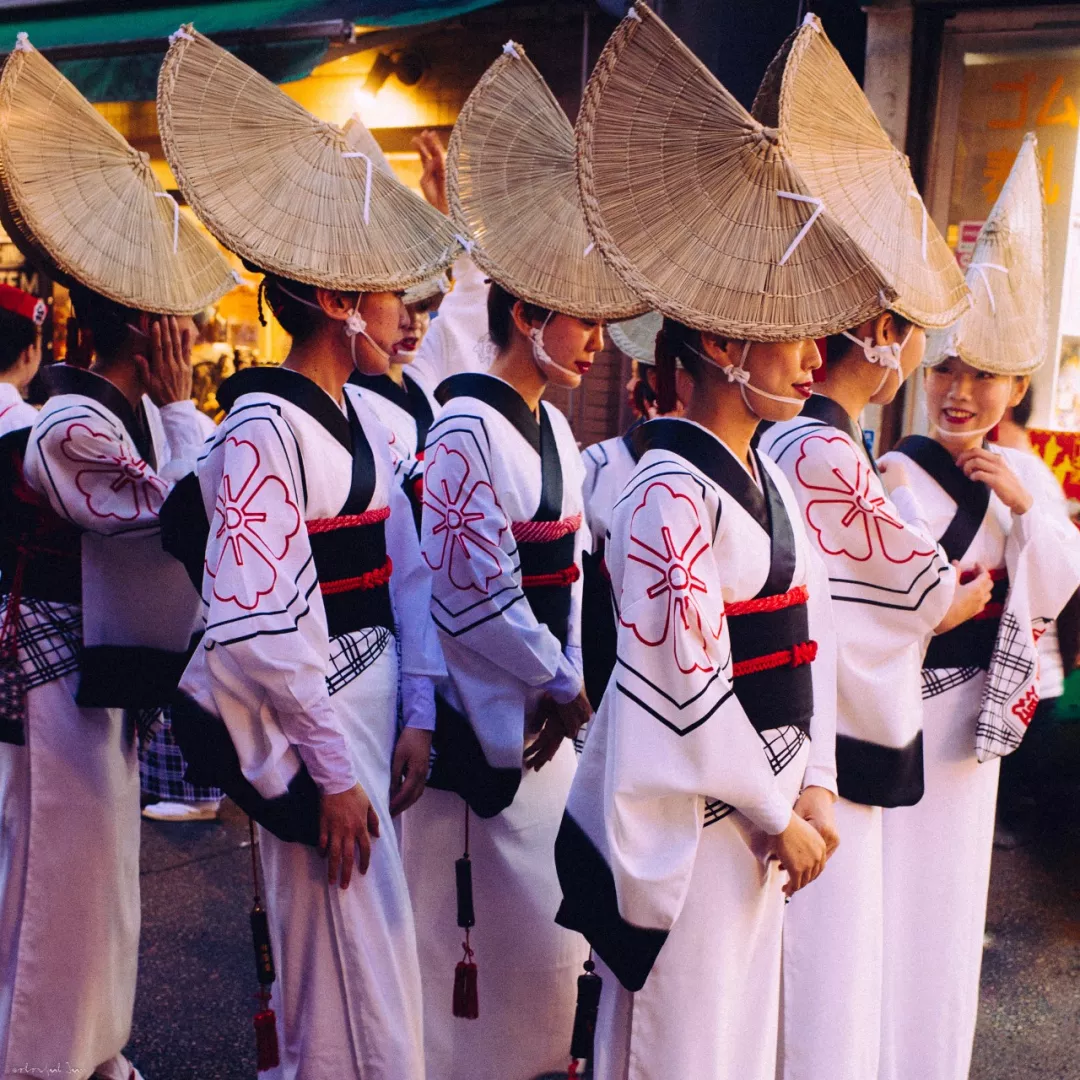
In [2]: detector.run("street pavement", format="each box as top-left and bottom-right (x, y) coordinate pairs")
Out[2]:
(125, 799), (1080, 1080)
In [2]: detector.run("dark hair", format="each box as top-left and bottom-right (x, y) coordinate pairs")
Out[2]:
(655, 317), (707, 414)
(69, 284), (141, 361)
(824, 311), (914, 368)
(260, 276), (321, 342)
(0, 306), (40, 374)
(633, 368), (657, 416)
(1011, 384), (1034, 428)
(486, 281), (551, 350)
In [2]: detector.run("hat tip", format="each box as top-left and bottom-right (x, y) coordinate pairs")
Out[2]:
(14, 32), (32, 52)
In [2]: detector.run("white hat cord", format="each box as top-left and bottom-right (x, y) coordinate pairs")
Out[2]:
(274, 282), (391, 368)
(529, 313), (583, 389)
(842, 324), (913, 397)
(689, 340), (805, 416)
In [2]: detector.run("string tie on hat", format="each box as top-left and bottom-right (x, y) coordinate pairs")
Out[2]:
(454, 234), (475, 255)
(627, 6), (642, 21)
(154, 192), (180, 253)
(14, 32), (31, 52)
(969, 262), (1008, 315)
(776, 192), (824, 266)
(530, 313), (582, 390)
(168, 27), (195, 44)
(274, 282), (391, 369)
(231, 269), (245, 285)
(341, 152), (373, 224)
(502, 41), (522, 59)
(842, 325), (913, 396)
(583, 242), (595, 257)
(688, 340), (805, 415)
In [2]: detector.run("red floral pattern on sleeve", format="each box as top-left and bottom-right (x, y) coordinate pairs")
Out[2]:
(619, 481), (724, 675)
(205, 436), (301, 610)
(61, 421), (167, 521)
(795, 434), (935, 564)
(421, 442), (509, 593)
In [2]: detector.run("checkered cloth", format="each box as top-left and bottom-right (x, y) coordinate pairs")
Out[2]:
(921, 665), (982, 701)
(703, 724), (807, 828)
(326, 626), (392, 698)
(0, 595), (81, 691)
(139, 707), (222, 803)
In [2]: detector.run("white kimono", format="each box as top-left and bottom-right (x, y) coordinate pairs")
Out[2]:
(404, 372), (588, 1080)
(761, 396), (955, 1080)
(345, 368), (438, 465)
(178, 367), (443, 1080)
(877, 437), (1080, 1080)
(557, 418), (837, 1080)
(0, 365), (202, 1080)
(0, 383), (36, 437)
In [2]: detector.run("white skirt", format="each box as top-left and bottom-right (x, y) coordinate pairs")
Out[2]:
(259, 638), (424, 1080)
(402, 738), (585, 1080)
(0, 673), (140, 1080)
(594, 740), (809, 1080)
(880, 673), (1000, 1080)
(781, 796), (884, 1080)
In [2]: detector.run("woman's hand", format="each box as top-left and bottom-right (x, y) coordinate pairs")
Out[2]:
(524, 688), (590, 771)
(412, 130), (449, 215)
(793, 785), (840, 860)
(389, 727), (432, 816)
(319, 783), (380, 889)
(771, 812), (828, 898)
(935, 563), (994, 634)
(135, 315), (193, 406)
(956, 447), (1033, 514)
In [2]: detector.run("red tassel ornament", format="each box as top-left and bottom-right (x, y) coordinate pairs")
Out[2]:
(452, 934), (479, 1019)
(254, 989), (280, 1071)
(249, 819), (282, 1072)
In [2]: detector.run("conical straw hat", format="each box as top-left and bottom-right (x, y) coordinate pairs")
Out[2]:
(341, 113), (451, 307)
(609, 311), (662, 365)
(158, 26), (458, 292)
(576, 3), (894, 342)
(0, 35), (233, 315)
(924, 133), (1047, 376)
(448, 42), (647, 322)
(754, 14), (968, 330)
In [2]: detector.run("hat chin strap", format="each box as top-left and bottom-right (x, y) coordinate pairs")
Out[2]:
(932, 419), (998, 441)
(690, 341), (805, 416)
(842, 325), (913, 398)
(530, 315), (582, 390)
(274, 283), (392, 370)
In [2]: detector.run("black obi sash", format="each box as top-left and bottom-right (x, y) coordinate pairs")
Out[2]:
(634, 419), (815, 735)
(437, 374), (580, 649)
(0, 427), (82, 606)
(894, 435), (1004, 671)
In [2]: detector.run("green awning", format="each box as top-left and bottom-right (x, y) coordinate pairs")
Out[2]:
(0, 0), (506, 100)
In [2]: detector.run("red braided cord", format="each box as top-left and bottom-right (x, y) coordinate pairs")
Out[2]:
(726, 584), (809, 617)
(521, 565), (581, 589)
(731, 640), (818, 678)
(973, 603), (1005, 622)
(512, 512), (583, 544)
(307, 506), (390, 534)
(319, 557), (393, 595)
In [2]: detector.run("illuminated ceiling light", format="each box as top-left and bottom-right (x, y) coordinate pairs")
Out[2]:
(362, 50), (425, 97)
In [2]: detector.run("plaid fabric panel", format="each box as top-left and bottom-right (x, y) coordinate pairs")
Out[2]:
(921, 665), (982, 701)
(0, 596), (81, 691)
(139, 708), (222, 802)
(976, 611), (1037, 757)
(326, 626), (393, 697)
(703, 724), (808, 828)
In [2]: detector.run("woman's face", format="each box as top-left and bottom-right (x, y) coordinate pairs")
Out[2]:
(870, 323), (927, 405)
(17, 332), (42, 392)
(394, 298), (439, 365)
(530, 310), (605, 382)
(924, 355), (1028, 440)
(710, 337), (821, 422)
(353, 291), (409, 376)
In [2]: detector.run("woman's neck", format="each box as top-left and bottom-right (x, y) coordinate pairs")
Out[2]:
(686, 378), (759, 471)
(283, 330), (354, 405)
(387, 361), (406, 387)
(817, 357), (877, 421)
(489, 336), (546, 413)
(90, 356), (144, 409)
(931, 430), (984, 461)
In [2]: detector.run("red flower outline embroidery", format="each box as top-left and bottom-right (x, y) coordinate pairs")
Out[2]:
(61, 421), (166, 521)
(795, 434), (934, 564)
(205, 437), (301, 610)
(421, 443), (509, 593)
(620, 481), (723, 674)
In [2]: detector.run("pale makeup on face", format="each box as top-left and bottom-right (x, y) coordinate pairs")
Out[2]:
(925, 356), (1028, 450)
(352, 291), (409, 377)
(727, 337), (822, 423)
(532, 312), (605, 381)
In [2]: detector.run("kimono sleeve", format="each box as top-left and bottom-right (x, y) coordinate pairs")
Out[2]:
(26, 406), (175, 536)
(786, 431), (954, 638)
(201, 410), (355, 795)
(802, 546), (838, 794)
(420, 417), (569, 691)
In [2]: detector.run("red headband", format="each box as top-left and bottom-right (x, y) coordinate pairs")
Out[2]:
(0, 283), (46, 327)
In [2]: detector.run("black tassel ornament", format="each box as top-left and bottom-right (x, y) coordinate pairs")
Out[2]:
(568, 955), (603, 1074)
(248, 819), (280, 1071)
(452, 805), (479, 1019)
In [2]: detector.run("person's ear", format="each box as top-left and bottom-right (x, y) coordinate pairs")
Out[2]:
(872, 310), (897, 346)
(314, 288), (356, 322)
(510, 299), (540, 339)
(1009, 375), (1031, 409)
(699, 332), (739, 371)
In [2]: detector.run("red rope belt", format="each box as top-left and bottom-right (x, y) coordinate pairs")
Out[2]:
(307, 506), (390, 534)
(521, 564), (581, 589)
(512, 512), (582, 544)
(320, 557), (393, 596)
(972, 567), (1007, 622)
(726, 584), (816, 677)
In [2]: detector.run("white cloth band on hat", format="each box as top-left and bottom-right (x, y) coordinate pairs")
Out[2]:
(776, 191), (824, 266)
(14, 32), (31, 52)
(341, 151), (373, 224)
(502, 41), (522, 59)
(969, 262), (1009, 316)
(154, 192), (180, 254)
(909, 189), (929, 262)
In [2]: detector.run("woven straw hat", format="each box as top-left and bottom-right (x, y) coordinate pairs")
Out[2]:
(158, 26), (459, 292)
(341, 113), (452, 307)
(448, 42), (647, 322)
(924, 133), (1047, 376)
(609, 311), (662, 365)
(576, 3), (894, 341)
(0, 35), (233, 315)
(753, 15), (968, 330)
